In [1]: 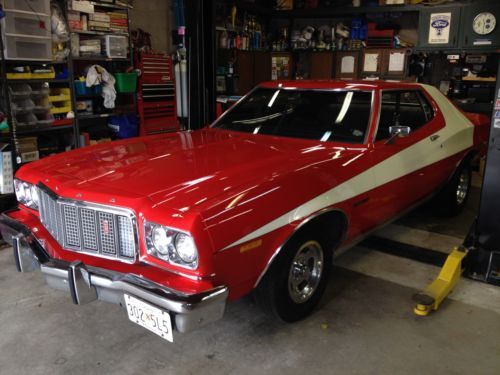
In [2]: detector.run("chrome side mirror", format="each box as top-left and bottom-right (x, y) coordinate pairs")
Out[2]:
(389, 125), (411, 138)
(385, 125), (411, 144)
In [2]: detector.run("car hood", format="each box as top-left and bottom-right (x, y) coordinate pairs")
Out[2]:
(20, 128), (362, 212)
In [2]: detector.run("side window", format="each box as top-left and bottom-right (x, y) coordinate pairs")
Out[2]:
(376, 90), (434, 141)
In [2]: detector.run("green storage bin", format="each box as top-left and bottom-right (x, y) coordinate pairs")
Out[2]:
(115, 72), (138, 93)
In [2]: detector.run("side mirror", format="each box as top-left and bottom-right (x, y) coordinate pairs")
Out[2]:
(389, 125), (411, 138)
(385, 125), (411, 144)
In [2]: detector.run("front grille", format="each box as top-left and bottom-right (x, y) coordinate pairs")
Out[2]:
(38, 185), (138, 262)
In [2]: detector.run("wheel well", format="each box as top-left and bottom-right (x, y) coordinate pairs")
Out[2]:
(462, 150), (478, 167)
(296, 210), (348, 250)
(254, 209), (348, 288)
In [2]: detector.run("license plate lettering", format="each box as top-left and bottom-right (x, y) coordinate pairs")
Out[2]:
(124, 294), (173, 342)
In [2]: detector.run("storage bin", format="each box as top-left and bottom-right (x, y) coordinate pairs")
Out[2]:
(50, 101), (72, 115)
(115, 72), (138, 93)
(9, 83), (32, 98)
(15, 113), (37, 127)
(31, 67), (55, 79)
(48, 88), (71, 102)
(74, 81), (91, 96)
(55, 67), (69, 80)
(105, 35), (129, 58)
(93, 85), (103, 95)
(3, 12), (51, 38)
(35, 111), (54, 127)
(3, 35), (52, 60)
(30, 83), (50, 96)
(11, 98), (35, 114)
(3, 0), (51, 15)
(6, 72), (32, 79)
(32, 96), (50, 112)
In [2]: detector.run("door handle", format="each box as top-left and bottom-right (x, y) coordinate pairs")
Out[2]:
(430, 134), (440, 142)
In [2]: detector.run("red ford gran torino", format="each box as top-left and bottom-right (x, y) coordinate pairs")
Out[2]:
(0, 81), (489, 342)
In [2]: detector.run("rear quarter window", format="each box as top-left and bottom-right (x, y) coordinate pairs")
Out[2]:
(376, 89), (435, 141)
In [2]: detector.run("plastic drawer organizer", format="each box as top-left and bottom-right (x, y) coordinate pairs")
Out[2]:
(2, 4), (52, 61)
(3, 0), (51, 15)
(9, 83), (54, 128)
(105, 35), (129, 58)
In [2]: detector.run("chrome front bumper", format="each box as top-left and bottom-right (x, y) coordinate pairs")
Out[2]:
(0, 212), (228, 334)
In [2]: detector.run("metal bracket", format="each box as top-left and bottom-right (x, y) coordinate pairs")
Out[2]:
(413, 246), (468, 316)
(68, 261), (98, 305)
(13, 234), (40, 273)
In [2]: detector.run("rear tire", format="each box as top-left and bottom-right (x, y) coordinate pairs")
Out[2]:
(254, 227), (334, 322)
(433, 160), (472, 217)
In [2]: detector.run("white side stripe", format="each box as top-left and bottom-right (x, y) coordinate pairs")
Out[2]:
(220, 85), (474, 251)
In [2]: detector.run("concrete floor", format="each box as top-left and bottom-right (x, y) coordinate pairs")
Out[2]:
(1, 175), (499, 374)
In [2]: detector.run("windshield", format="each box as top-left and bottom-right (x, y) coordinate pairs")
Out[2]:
(214, 88), (373, 143)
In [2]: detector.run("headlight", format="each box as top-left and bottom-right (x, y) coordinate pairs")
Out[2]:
(175, 233), (198, 263)
(14, 179), (39, 210)
(152, 226), (172, 255)
(145, 222), (198, 269)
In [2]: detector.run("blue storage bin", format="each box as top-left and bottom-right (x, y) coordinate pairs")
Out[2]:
(108, 114), (138, 139)
(74, 81), (90, 96)
(92, 85), (103, 95)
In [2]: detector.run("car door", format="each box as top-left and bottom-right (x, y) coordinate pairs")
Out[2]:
(368, 88), (445, 222)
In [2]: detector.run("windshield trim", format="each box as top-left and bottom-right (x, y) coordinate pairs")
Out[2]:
(211, 87), (375, 145)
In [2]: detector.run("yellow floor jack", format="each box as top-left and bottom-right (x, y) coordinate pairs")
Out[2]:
(412, 246), (468, 316)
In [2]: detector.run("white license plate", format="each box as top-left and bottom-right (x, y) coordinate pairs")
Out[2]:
(124, 294), (173, 342)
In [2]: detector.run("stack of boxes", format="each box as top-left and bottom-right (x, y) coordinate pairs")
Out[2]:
(109, 11), (129, 33)
(67, 6), (129, 58)
(88, 12), (111, 32)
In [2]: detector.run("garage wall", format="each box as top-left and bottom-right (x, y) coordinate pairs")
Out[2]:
(129, 1), (174, 53)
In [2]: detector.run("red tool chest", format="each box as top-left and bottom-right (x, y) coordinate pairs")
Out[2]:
(136, 53), (179, 135)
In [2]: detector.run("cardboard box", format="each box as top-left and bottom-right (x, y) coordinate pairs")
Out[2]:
(18, 137), (40, 163)
(20, 151), (40, 163)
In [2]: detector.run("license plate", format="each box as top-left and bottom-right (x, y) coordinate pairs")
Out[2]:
(124, 294), (173, 342)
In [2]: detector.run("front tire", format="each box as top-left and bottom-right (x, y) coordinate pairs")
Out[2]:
(254, 228), (333, 322)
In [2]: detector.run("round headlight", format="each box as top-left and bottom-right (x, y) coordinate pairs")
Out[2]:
(152, 226), (171, 255)
(174, 233), (198, 264)
(30, 185), (39, 207)
(14, 180), (26, 202)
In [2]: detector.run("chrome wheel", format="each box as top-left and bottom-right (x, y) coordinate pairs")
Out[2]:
(288, 240), (324, 304)
(456, 169), (470, 205)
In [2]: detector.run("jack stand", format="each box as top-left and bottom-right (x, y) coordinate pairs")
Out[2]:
(413, 246), (468, 316)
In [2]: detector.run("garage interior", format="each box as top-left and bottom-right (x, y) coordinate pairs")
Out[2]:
(0, 0), (499, 374)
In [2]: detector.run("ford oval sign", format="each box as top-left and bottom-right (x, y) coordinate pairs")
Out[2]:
(432, 19), (449, 29)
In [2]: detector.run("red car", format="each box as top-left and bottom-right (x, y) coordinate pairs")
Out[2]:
(0, 81), (489, 342)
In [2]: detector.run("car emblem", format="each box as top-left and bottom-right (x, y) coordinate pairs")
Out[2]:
(102, 220), (110, 235)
